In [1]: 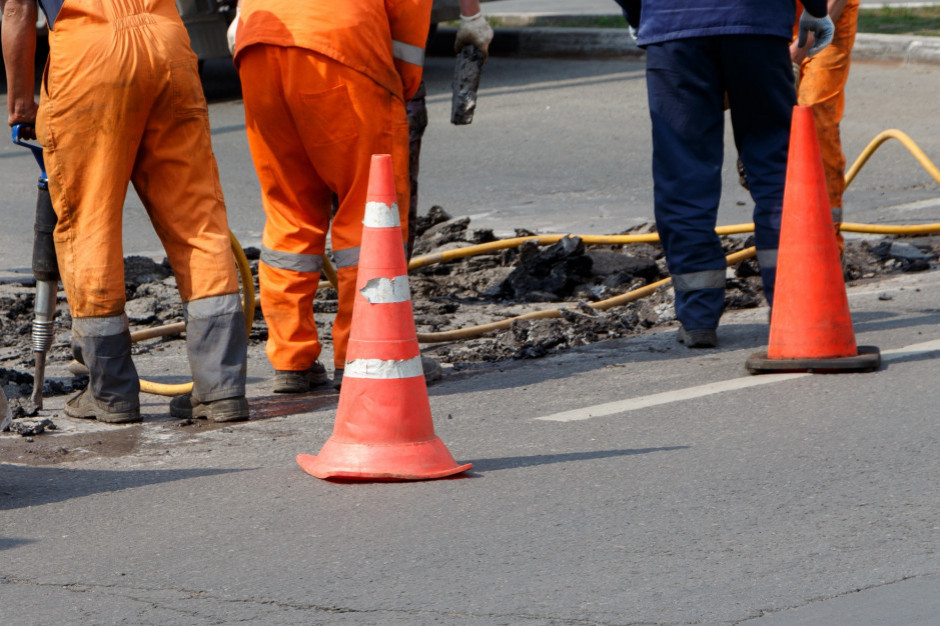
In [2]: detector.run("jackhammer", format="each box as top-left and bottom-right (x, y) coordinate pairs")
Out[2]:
(12, 125), (59, 410)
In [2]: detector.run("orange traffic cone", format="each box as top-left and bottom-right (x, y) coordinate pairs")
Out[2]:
(297, 154), (472, 480)
(746, 106), (880, 374)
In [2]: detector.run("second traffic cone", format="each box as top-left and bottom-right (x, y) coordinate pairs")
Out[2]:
(297, 154), (472, 480)
(746, 106), (879, 374)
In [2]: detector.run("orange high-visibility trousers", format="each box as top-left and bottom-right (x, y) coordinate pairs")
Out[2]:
(238, 44), (411, 372)
(36, 0), (238, 318)
(794, 0), (859, 217)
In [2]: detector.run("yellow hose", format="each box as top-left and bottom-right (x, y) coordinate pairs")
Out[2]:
(132, 129), (939, 377)
(415, 248), (756, 343)
(844, 129), (940, 188)
(138, 231), (255, 396)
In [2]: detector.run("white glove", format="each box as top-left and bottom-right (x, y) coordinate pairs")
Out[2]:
(227, 8), (240, 56)
(455, 12), (494, 58)
(797, 11), (834, 57)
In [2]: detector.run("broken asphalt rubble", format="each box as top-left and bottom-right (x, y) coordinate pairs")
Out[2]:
(1, 204), (938, 434)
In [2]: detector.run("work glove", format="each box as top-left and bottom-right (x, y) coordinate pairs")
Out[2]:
(797, 10), (834, 57)
(227, 8), (239, 56)
(455, 12), (494, 59)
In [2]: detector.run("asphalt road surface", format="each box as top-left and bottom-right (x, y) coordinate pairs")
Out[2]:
(1, 54), (938, 275)
(1, 43), (939, 626)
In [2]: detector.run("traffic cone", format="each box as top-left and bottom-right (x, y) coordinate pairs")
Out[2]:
(297, 154), (472, 480)
(746, 106), (880, 374)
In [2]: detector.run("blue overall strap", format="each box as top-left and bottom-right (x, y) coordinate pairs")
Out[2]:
(37, 0), (65, 31)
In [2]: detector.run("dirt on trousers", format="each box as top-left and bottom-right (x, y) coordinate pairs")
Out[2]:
(1, 204), (938, 435)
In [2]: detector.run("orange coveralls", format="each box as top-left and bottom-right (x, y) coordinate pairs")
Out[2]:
(233, 0), (432, 374)
(794, 0), (860, 238)
(36, 0), (246, 409)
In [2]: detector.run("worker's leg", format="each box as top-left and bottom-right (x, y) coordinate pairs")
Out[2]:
(131, 21), (246, 405)
(797, 0), (858, 251)
(238, 45), (332, 374)
(406, 81), (428, 260)
(646, 38), (727, 332)
(725, 35), (796, 308)
(282, 53), (410, 371)
(37, 13), (153, 418)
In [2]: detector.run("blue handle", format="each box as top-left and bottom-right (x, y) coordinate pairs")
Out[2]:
(11, 125), (47, 179)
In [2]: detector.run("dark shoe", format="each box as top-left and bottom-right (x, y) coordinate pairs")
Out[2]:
(65, 389), (140, 424)
(273, 362), (331, 393)
(170, 393), (249, 423)
(677, 326), (718, 349)
(332, 356), (442, 391)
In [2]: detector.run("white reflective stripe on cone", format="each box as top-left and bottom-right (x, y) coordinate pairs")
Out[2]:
(345, 357), (423, 379)
(363, 201), (400, 227)
(360, 275), (411, 304)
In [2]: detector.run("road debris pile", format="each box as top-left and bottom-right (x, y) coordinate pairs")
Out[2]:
(0, 206), (938, 427)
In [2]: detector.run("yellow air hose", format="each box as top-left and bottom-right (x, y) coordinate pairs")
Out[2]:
(131, 129), (939, 393)
(408, 129), (940, 343)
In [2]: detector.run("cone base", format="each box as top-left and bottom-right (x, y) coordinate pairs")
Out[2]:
(297, 437), (472, 481)
(745, 345), (881, 375)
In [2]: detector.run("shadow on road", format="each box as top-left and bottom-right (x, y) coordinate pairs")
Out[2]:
(468, 445), (689, 473)
(0, 464), (247, 511)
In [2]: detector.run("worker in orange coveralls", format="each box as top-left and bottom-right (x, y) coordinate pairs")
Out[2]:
(2, 0), (248, 423)
(792, 0), (859, 252)
(229, 0), (432, 393)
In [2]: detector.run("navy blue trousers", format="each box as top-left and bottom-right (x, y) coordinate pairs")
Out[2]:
(646, 35), (795, 330)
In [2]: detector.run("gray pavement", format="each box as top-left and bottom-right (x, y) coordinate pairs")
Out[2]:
(2, 10), (939, 626)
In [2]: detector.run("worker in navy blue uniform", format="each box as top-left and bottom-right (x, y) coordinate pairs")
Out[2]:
(636, 0), (834, 348)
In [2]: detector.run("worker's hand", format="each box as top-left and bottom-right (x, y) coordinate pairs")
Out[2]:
(790, 38), (809, 66)
(8, 102), (38, 138)
(455, 12), (494, 58)
(227, 8), (239, 56)
(797, 11), (834, 57)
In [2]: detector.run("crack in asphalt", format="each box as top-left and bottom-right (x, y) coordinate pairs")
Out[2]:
(734, 573), (936, 624)
(0, 576), (635, 623)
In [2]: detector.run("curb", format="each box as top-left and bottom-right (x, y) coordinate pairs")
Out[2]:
(430, 26), (940, 65)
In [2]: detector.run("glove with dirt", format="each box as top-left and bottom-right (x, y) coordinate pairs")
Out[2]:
(455, 12), (494, 58)
(797, 10), (834, 57)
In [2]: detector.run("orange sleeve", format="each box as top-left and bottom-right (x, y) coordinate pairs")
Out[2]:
(386, 0), (433, 101)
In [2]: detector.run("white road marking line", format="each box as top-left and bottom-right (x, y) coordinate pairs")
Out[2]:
(535, 339), (940, 423)
(877, 197), (940, 213)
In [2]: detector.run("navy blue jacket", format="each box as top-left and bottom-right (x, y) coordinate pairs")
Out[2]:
(636, 0), (828, 47)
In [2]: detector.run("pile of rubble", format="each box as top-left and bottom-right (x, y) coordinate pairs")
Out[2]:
(1, 205), (938, 423)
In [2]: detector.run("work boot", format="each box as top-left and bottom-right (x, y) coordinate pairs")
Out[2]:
(332, 356), (442, 391)
(65, 389), (141, 424)
(677, 326), (718, 349)
(170, 393), (249, 423)
(273, 362), (331, 393)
